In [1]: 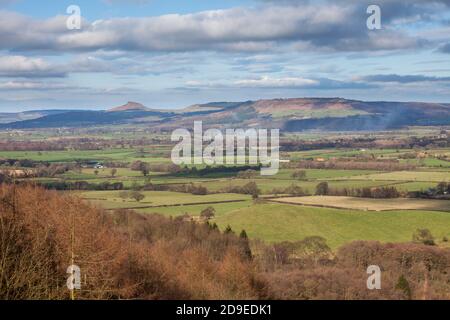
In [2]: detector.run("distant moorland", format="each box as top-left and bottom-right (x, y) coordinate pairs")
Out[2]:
(2, 98), (450, 131)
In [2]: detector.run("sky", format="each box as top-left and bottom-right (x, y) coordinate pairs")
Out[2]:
(0, 0), (449, 111)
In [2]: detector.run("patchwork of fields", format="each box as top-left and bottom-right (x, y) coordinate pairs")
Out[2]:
(2, 145), (450, 250)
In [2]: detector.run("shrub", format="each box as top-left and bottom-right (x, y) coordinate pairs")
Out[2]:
(315, 182), (329, 195)
(200, 206), (216, 220)
(395, 275), (412, 300)
(237, 170), (258, 179)
(130, 191), (145, 202)
(412, 229), (435, 246)
(291, 170), (307, 180)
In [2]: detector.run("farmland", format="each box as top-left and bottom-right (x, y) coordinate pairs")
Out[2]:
(1, 125), (450, 302)
(80, 190), (251, 209)
(1, 127), (450, 253)
(213, 203), (450, 249)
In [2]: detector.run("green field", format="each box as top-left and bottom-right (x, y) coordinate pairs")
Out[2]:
(288, 148), (400, 160)
(136, 200), (254, 217)
(349, 171), (450, 182)
(401, 158), (450, 168)
(0, 148), (171, 164)
(79, 190), (251, 209)
(262, 169), (380, 180)
(213, 203), (450, 249)
(195, 178), (397, 194)
(395, 181), (438, 192)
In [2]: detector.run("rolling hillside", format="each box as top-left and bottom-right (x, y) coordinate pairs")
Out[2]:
(0, 110), (76, 124)
(2, 98), (450, 131)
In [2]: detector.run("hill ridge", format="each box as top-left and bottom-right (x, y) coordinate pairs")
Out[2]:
(1, 98), (449, 131)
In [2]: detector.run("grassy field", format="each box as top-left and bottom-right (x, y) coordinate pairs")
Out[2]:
(348, 171), (450, 182)
(213, 203), (450, 249)
(288, 148), (400, 160)
(271, 196), (450, 211)
(196, 178), (397, 194)
(136, 200), (254, 217)
(262, 168), (380, 180)
(400, 158), (450, 168)
(79, 190), (251, 209)
(394, 181), (439, 192)
(0, 148), (172, 164)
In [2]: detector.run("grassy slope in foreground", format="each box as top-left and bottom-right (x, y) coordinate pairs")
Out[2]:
(213, 203), (450, 249)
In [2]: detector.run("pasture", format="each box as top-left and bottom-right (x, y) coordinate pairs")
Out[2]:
(270, 196), (450, 212)
(213, 203), (450, 249)
(348, 171), (450, 182)
(79, 190), (251, 209)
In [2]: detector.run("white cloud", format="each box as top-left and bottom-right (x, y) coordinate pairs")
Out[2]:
(181, 76), (370, 90)
(0, 55), (66, 77)
(0, 81), (70, 90)
(235, 76), (319, 88)
(0, 5), (423, 54)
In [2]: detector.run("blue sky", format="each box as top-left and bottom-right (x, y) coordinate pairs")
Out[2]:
(8, 0), (254, 19)
(0, 0), (449, 111)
